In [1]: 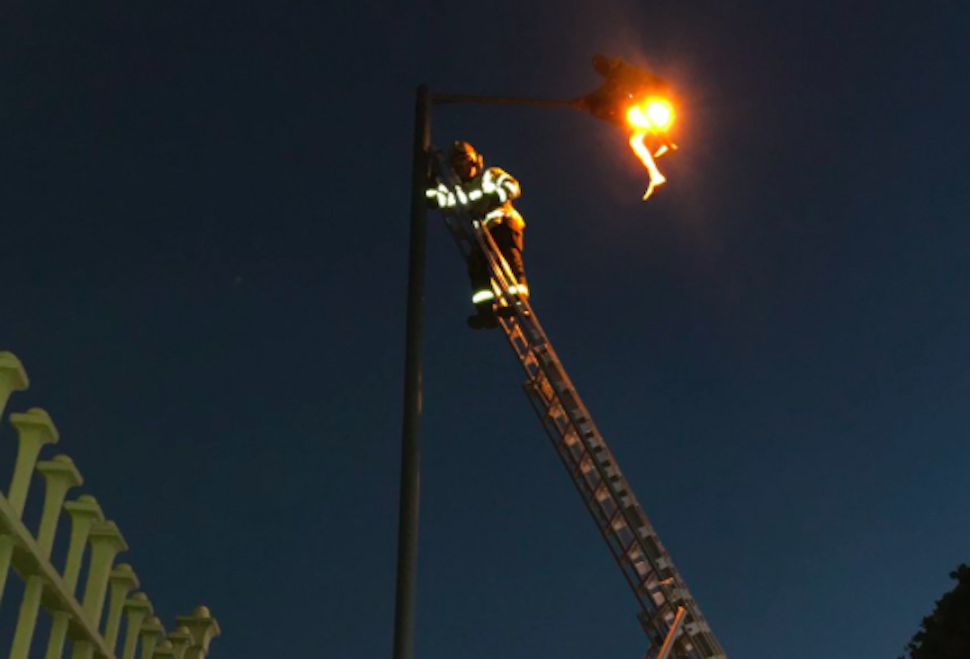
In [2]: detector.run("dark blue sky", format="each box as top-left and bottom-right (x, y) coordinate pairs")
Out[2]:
(2, 1), (969, 658)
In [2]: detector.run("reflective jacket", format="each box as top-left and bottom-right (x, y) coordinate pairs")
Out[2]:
(427, 167), (525, 232)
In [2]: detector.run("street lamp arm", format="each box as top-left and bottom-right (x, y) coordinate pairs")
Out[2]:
(432, 92), (584, 111)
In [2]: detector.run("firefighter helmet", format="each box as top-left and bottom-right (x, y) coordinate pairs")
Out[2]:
(449, 141), (484, 179)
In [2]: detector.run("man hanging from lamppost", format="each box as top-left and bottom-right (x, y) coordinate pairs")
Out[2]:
(427, 141), (527, 330)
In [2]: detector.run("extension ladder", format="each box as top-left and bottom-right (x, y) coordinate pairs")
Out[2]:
(430, 150), (728, 659)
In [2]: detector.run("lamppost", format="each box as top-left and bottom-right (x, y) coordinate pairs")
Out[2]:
(392, 56), (674, 659)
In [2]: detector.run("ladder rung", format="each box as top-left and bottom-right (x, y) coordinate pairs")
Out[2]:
(523, 357), (540, 376)
(526, 386), (550, 414)
(636, 572), (659, 595)
(588, 481), (613, 508)
(570, 453), (594, 484)
(638, 603), (677, 633)
(560, 427), (579, 447)
(608, 508), (625, 531)
(619, 539), (642, 563)
(631, 555), (653, 578)
(541, 400), (560, 424)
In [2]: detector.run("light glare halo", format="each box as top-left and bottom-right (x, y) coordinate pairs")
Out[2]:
(645, 99), (673, 129)
(626, 98), (675, 130)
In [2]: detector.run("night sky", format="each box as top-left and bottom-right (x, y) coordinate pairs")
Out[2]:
(2, 1), (969, 658)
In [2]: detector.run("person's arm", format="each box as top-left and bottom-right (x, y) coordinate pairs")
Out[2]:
(482, 167), (521, 204)
(425, 177), (456, 210)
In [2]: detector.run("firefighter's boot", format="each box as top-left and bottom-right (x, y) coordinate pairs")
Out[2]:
(466, 305), (498, 330)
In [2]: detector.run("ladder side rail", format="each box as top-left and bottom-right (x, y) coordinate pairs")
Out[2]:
(526, 340), (726, 658)
(627, 507), (727, 657)
(474, 223), (540, 326)
(559, 403), (721, 658)
(483, 242), (725, 659)
(523, 347), (662, 574)
(522, 383), (691, 654)
(525, 343), (685, 601)
(477, 224), (521, 297)
(518, 355), (672, 610)
(521, 381), (668, 619)
(495, 287), (723, 659)
(501, 289), (723, 657)
(617, 485), (725, 658)
(471, 237), (679, 611)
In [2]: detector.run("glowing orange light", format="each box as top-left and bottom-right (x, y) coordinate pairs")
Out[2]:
(645, 100), (674, 129)
(629, 131), (667, 201)
(626, 98), (675, 131)
(626, 105), (649, 129)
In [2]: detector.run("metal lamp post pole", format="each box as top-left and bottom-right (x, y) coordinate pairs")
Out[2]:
(393, 84), (431, 659)
(392, 85), (585, 659)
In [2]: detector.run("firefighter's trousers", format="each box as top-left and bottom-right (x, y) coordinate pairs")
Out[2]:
(468, 222), (527, 310)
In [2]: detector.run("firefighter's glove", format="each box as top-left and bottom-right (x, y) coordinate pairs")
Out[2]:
(425, 183), (470, 210)
(424, 173), (438, 209)
(425, 183), (454, 210)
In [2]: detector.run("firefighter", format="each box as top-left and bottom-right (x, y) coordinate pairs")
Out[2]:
(427, 141), (527, 330)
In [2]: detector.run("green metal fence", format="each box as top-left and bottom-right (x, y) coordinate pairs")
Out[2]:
(0, 351), (220, 659)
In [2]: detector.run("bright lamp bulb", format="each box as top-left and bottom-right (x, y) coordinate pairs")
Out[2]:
(645, 100), (673, 129)
(626, 99), (674, 131)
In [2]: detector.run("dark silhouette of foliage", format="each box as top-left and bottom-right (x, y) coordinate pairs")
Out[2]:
(901, 564), (970, 659)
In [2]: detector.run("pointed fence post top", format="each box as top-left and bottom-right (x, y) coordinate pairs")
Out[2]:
(154, 640), (176, 659)
(89, 520), (130, 553)
(64, 494), (105, 521)
(141, 615), (165, 637)
(126, 591), (154, 615)
(8, 407), (61, 515)
(9, 407), (60, 444)
(176, 607), (221, 653)
(37, 454), (84, 487)
(36, 454), (84, 554)
(167, 626), (194, 659)
(111, 563), (141, 590)
(0, 351), (29, 392)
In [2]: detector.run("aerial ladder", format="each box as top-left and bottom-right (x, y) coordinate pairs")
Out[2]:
(430, 150), (728, 659)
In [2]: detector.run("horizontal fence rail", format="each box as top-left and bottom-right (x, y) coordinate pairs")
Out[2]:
(0, 351), (220, 659)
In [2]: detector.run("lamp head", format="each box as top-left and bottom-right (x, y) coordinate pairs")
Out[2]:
(581, 55), (673, 130)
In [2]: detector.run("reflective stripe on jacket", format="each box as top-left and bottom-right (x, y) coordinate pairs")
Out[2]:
(426, 166), (525, 232)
